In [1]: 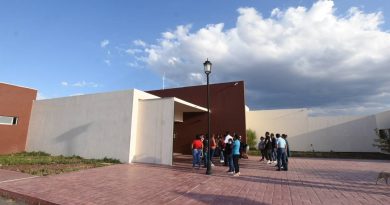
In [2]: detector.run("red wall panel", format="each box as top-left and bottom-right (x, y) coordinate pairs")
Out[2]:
(0, 83), (37, 154)
(148, 81), (246, 154)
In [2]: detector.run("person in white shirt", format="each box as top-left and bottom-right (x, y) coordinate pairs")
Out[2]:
(276, 133), (287, 171)
(223, 131), (233, 166)
(224, 131), (233, 143)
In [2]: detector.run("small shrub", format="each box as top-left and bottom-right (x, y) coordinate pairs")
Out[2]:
(246, 129), (257, 150)
(373, 128), (390, 153)
(102, 157), (121, 164)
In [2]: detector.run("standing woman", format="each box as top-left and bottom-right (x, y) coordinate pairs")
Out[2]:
(232, 134), (241, 176)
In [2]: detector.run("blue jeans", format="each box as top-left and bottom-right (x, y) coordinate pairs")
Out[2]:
(210, 148), (215, 163)
(220, 150), (225, 161)
(272, 148), (276, 161)
(277, 148), (287, 170)
(233, 154), (240, 173)
(192, 149), (201, 167)
(227, 154), (234, 172)
(203, 151), (208, 167)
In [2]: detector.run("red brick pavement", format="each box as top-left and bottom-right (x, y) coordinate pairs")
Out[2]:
(0, 169), (35, 183)
(0, 155), (389, 205)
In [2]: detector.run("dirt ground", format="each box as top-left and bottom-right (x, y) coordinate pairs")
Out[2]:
(0, 163), (104, 176)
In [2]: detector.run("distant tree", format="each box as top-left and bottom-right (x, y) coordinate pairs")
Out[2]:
(246, 129), (257, 150)
(373, 128), (390, 153)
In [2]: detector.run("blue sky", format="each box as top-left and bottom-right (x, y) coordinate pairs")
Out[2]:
(1, 0), (390, 115)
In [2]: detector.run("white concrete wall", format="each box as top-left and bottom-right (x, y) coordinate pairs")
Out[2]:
(292, 115), (378, 152)
(375, 110), (390, 129)
(246, 109), (382, 152)
(27, 90), (137, 162)
(246, 108), (308, 140)
(133, 98), (174, 165)
(128, 90), (159, 163)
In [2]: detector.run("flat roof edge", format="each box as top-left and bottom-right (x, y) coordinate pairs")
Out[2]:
(173, 97), (207, 112)
(0, 82), (38, 91)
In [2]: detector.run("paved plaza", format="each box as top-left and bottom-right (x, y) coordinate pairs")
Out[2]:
(0, 155), (389, 205)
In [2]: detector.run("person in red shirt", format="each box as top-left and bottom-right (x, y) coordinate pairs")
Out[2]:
(191, 135), (203, 168)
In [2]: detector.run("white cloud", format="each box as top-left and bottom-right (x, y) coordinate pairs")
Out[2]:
(100, 39), (109, 48)
(61, 81), (100, 88)
(73, 81), (99, 88)
(126, 48), (143, 55)
(136, 0), (390, 115)
(133, 40), (146, 47)
(104, 59), (111, 66)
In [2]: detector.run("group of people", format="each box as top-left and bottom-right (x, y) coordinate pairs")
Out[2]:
(191, 131), (245, 176)
(258, 132), (290, 171)
(191, 130), (289, 175)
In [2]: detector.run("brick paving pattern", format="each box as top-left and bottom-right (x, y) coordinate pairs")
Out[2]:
(0, 170), (33, 183)
(0, 155), (389, 204)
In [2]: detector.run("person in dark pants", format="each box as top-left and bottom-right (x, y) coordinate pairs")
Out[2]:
(282, 134), (290, 168)
(223, 131), (233, 166)
(225, 138), (234, 173)
(232, 134), (241, 176)
(264, 132), (272, 164)
(258, 136), (266, 161)
(276, 133), (287, 171)
(271, 133), (277, 163)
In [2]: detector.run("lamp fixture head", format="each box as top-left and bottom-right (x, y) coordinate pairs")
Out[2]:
(203, 59), (212, 74)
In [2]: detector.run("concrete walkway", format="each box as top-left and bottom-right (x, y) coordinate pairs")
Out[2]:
(0, 155), (389, 205)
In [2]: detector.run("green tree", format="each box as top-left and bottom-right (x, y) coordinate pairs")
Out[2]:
(373, 129), (390, 153)
(246, 129), (257, 150)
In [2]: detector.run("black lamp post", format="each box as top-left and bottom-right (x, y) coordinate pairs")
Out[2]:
(204, 59), (212, 175)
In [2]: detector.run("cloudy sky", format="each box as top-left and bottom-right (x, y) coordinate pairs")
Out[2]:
(1, 0), (390, 116)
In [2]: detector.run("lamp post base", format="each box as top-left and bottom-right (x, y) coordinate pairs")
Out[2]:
(206, 161), (212, 175)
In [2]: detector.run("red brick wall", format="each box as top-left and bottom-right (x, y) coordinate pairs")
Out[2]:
(148, 81), (246, 154)
(0, 83), (37, 154)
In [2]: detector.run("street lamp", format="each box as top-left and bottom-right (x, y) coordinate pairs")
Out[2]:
(204, 59), (212, 175)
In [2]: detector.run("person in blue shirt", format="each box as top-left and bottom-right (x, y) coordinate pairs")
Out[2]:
(232, 134), (241, 176)
(276, 133), (288, 171)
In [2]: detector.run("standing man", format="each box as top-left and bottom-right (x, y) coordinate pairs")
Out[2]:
(271, 133), (277, 163)
(276, 133), (287, 171)
(282, 134), (290, 168)
(223, 131), (233, 166)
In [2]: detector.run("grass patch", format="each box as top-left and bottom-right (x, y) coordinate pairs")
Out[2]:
(0, 151), (121, 176)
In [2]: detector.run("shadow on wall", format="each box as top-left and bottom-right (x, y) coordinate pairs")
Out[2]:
(53, 123), (92, 156)
(289, 115), (377, 152)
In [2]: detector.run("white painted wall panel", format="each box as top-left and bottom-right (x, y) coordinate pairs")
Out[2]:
(291, 116), (378, 152)
(133, 98), (174, 165)
(128, 90), (160, 163)
(246, 108), (308, 139)
(27, 90), (136, 162)
(246, 109), (381, 152)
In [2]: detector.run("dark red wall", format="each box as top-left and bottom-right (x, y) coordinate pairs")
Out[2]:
(0, 83), (37, 154)
(148, 81), (246, 154)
